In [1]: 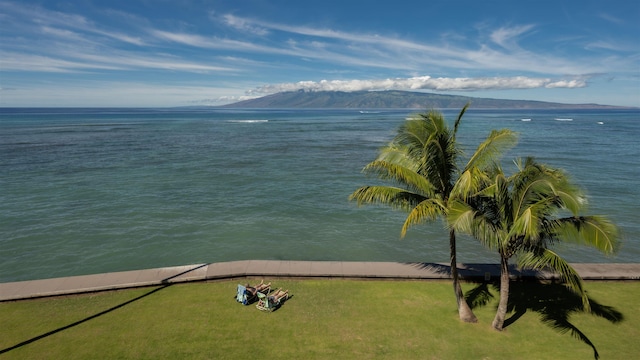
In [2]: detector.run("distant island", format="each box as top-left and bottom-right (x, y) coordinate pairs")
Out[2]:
(222, 90), (629, 109)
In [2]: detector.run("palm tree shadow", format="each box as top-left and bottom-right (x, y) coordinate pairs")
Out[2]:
(0, 285), (169, 355)
(465, 280), (624, 360)
(0, 263), (210, 355)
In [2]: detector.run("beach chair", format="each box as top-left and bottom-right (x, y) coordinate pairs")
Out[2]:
(256, 288), (289, 311)
(236, 284), (255, 305)
(236, 280), (271, 305)
(253, 280), (271, 294)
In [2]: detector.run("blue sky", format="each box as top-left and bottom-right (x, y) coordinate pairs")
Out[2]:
(1, 0), (638, 107)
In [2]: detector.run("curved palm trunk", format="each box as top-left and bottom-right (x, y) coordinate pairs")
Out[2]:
(450, 229), (478, 323)
(492, 252), (510, 331)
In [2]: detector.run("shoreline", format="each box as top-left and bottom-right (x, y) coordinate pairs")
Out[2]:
(2, 261), (639, 302)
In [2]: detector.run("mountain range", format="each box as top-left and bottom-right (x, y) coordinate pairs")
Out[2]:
(222, 90), (626, 109)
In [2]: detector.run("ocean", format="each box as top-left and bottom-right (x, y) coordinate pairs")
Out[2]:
(1, 107), (638, 282)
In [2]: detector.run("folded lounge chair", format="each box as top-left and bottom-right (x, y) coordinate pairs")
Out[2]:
(236, 280), (271, 305)
(236, 285), (253, 305)
(256, 288), (289, 311)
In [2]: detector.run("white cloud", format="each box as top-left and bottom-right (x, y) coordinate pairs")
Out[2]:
(2, 2), (612, 80)
(545, 79), (588, 88)
(223, 14), (269, 36)
(1, 2), (634, 107)
(150, 29), (292, 54)
(0, 49), (237, 74)
(248, 75), (588, 95)
(598, 13), (625, 25)
(190, 95), (259, 105)
(0, 51), (124, 72)
(150, 30), (213, 48)
(585, 40), (636, 52)
(490, 25), (535, 48)
(212, 14), (604, 75)
(0, 0), (144, 46)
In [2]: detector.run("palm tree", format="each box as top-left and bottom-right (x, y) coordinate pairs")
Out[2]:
(448, 157), (620, 330)
(349, 105), (517, 323)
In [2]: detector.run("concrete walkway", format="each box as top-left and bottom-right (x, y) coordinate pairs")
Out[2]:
(1, 261), (639, 301)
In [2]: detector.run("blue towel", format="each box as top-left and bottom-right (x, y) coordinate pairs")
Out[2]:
(236, 285), (247, 304)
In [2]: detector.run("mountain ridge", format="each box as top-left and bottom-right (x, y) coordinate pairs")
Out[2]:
(222, 90), (629, 109)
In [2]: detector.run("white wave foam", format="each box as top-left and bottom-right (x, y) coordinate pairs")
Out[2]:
(554, 118), (573, 121)
(227, 119), (269, 123)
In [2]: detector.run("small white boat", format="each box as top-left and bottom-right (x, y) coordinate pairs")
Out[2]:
(521, 118), (531, 122)
(597, 121), (604, 125)
(555, 118), (573, 121)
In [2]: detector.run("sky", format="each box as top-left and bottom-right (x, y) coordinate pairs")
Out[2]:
(0, 0), (638, 107)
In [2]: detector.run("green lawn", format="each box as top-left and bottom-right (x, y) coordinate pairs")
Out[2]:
(1, 279), (638, 359)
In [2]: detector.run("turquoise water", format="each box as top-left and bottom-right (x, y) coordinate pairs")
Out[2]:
(1, 108), (638, 282)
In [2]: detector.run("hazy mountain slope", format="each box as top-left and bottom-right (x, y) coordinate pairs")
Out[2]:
(222, 90), (622, 109)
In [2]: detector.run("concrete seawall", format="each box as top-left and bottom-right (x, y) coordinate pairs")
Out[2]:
(1, 261), (639, 301)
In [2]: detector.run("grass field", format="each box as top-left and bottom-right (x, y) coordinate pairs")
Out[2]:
(1, 279), (638, 359)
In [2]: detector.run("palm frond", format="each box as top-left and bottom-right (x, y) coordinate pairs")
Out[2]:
(392, 112), (460, 194)
(362, 160), (436, 197)
(395, 111), (447, 152)
(375, 145), (417, 170)
(508, 207), (541, 243)
(550, 216), (620, 254)
(450, 167), (491, 201)
(448, 199), (502, 249)
(349, 186), (425, 212)
(452, 102), (470, 137)
(465, 129), (518, 171)
(512, 176), (565, 222)
(400, 198), (447, 237)
(446, 200), (477, 234)
(554, 189), (587, 215)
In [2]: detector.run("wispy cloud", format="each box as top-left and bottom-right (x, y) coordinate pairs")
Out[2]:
(585, 40), (636, 52)
(598, 13), (625, 25)
(0, 2), (237, 74)
(0, 51), (125, 72)
(1, 1), (616, 78)
(490, 25), (535, 49)
(1, 1), (636, 107)
(223, 14), (269, 36)
(209, 14), (603, 75)
(74, 52), (238, 73)
(0, 1), (144, 46)
(0, 47), (237, 74)
(190, 95), (257, 105)
(0, 81), (243, 107)
(149, 29), (276, 54)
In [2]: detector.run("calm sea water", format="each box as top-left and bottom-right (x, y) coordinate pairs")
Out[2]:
(1, 108), (638, 282)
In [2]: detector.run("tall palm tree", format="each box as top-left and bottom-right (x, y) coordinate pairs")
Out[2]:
(349, 105), (517, 323)
(448, 157), (620, 330)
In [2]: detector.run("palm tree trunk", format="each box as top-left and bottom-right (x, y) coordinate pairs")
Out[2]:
(450, 229), (478, 323)
(492, 253), (510, 331)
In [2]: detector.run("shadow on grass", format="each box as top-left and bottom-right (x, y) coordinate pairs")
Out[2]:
(465, 280), (624, 360)
(269, 294), (293, 313)
(0, 285), (170, 355)
(408, 262), (551, 280)
(0, 263), (210, 355)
